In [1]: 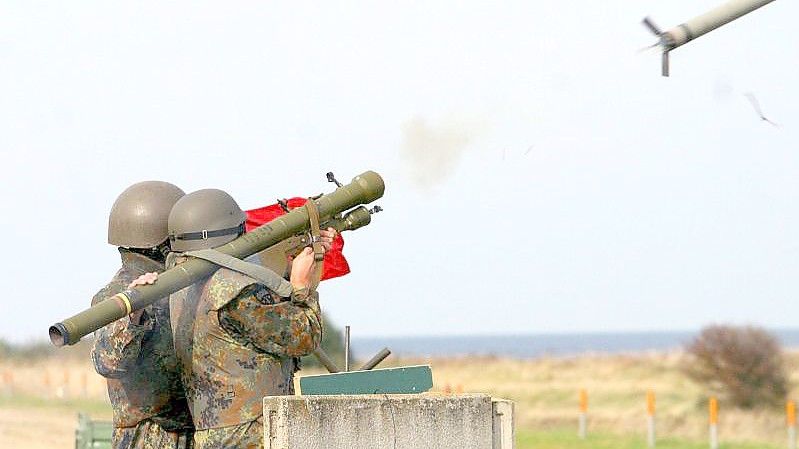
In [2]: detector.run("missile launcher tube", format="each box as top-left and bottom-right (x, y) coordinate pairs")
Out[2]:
(49, 171), (384, 347)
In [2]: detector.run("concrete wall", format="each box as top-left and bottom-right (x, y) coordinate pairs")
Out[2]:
(263, 394), (514, 449)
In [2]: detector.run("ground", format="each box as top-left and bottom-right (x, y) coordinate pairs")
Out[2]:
(1, 351), (796, 448)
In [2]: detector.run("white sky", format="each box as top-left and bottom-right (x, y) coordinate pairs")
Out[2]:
(1, 1), (797, 343)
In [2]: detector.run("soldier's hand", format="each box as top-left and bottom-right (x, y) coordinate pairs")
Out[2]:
(290, 247), (316, 290)
(319, 227), (337, 252)
(126, 272), (157, 323)
(128, 272), (158, 289)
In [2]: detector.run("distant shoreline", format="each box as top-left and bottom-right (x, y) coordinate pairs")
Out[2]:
(5, 328), (799, 361)
(355, 329), (799, 359)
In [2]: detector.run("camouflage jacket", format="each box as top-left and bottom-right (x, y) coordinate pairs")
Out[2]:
(91, 249), (193, 431)
(170, 265), (322, 430)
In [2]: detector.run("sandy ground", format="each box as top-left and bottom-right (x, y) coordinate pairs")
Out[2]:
(0, 406), (109, 449)
(0, 357), (112, 449)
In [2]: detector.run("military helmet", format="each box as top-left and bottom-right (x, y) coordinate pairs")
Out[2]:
(168, 188), (246, 252)
(108, 181), (186, 248)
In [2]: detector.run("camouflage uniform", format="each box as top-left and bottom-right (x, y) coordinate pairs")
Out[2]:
(91, 248), (194, 449)
(170, 265), (322, 449)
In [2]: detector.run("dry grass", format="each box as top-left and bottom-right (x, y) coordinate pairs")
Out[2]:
(1, 348), (798, 447)
(391, 351), (799, 446)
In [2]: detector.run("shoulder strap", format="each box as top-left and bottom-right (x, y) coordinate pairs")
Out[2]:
(304, 199), (325, 292)
(184, 249), (293, 298)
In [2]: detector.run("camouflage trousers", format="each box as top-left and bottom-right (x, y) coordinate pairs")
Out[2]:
(193, 417), (263, 449)
(112, 419), (194, 449)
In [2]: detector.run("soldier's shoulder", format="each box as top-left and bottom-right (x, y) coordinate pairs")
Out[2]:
(90, 268), (129, 306)
(206, 268), (259, 310)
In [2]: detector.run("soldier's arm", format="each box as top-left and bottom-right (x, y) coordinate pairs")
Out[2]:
(90, 283), (154, 378)
(218, 284), (322, 357)
(91, 316), (154, 378)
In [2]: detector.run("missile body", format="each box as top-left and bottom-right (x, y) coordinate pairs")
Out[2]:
(663, 0), (776, 50)
(644, 0), (778, 76)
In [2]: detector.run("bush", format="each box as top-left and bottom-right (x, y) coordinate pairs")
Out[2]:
(300, 312), (345, 370)
(682, 324), (788, 408)
(0, 337), (9, 359)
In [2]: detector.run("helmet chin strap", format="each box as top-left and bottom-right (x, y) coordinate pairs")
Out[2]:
(157, 240), (171, 260)
(127, 240), (170, 264)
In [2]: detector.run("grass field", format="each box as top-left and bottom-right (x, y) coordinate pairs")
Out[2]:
(1, 344), (796, 448)
(517, 428), (783, 449)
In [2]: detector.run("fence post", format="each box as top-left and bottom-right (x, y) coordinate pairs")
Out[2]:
(647, 390), (656, 448)
(709, 397), (718, 449)
(578, 389), (588, 439)
(788, 400), (796, 449)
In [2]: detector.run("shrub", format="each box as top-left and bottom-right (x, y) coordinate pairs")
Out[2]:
(300, 312), (345, 370)
(682, 324), (788, 408)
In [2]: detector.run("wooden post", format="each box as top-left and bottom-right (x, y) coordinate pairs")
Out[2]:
(787, 400), (796, 449)
(647, 390), (656, 448)
(709, 397), (719, 449)
(578, 389), (588, 439)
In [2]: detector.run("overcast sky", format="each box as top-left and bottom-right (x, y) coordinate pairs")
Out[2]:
(1, 1), (797, 343)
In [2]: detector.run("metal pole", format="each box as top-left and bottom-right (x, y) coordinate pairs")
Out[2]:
(344, 325), (351, 372)
(359, 347), (391, 371)
(312, 348), (340, 373)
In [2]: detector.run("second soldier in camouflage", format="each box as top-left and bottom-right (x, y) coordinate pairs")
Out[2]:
(91, 181), (194, 449)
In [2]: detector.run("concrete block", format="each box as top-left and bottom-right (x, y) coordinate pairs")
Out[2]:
(263, 393), (508, 449)
(492, 399), (515, 449)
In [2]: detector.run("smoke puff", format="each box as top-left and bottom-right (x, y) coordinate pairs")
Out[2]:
(400, 116), (481, 190)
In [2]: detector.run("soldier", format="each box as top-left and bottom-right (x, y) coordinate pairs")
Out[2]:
(151, 188), (333, 449)
(91, 181), (194, 449)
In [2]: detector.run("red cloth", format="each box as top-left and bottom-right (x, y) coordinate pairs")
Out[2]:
(245, 197), (350, 281)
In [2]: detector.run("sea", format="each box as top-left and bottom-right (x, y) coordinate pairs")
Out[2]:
(355, 329), (799, 359)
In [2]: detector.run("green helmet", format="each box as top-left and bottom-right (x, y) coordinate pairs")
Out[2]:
(108, 181), (186, 249)
(168, 188), (246, 252)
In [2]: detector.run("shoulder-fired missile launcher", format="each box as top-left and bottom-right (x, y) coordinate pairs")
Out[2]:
(49, 170), (385, 347)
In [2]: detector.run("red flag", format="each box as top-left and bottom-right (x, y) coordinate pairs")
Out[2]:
(245, 198), (350, 281)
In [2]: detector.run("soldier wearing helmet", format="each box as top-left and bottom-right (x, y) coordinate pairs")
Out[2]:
(134, 188), (333, 449)
(90, 181), (194, 449)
